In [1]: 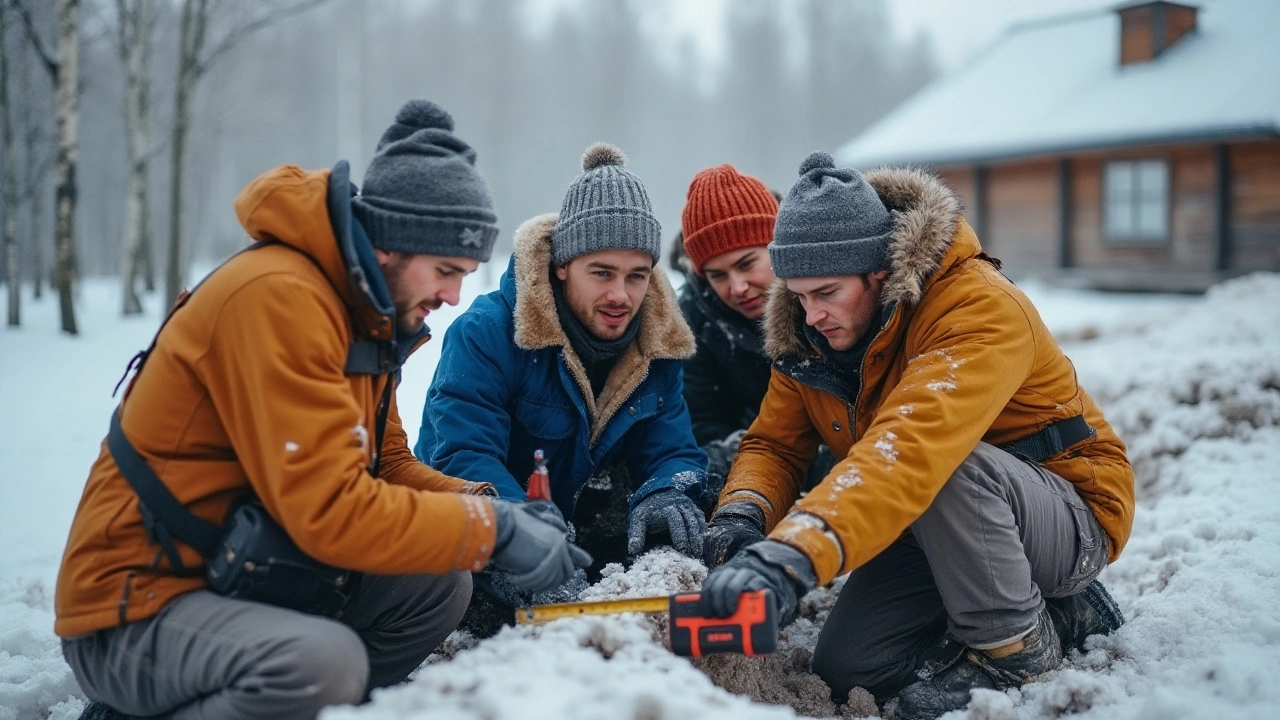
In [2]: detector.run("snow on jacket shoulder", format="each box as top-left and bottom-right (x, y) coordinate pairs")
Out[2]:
(416, 214), (708, 519)
(54, 163), (495, 638)
(720, 167), (1135, 587)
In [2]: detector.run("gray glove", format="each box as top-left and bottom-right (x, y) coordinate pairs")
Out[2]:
(626, 488), (707, 557)
(490, 500), (592, 594)
(702, 540), (817, 628)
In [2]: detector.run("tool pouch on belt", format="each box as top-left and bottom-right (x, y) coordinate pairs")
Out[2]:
(205, 500), (353, 618)
(107, 407), (355, 619)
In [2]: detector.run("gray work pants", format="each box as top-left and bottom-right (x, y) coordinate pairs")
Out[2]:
(62, 572), (471, 720)
(811, 442), (1108, 701)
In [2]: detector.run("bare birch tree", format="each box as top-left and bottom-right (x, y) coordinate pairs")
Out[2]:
(14, 0), (80, 335)
(165, 0), (327, 310)
(114, 0), (154, 315)
(1, 1), (20, 326)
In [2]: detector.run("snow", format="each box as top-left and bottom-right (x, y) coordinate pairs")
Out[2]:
(835, 0), (1280, 168)
(3, 270), (1280, 720)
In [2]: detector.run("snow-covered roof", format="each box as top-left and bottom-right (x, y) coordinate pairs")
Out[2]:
(835, 0), (1280, 168)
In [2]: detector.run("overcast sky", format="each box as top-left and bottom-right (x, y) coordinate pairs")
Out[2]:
(882, 0), (1116, 70)
(649, 0), (1118, 73)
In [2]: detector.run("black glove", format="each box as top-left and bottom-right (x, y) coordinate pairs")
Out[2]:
(703, 500), (767, 569)
(626, 488), (707, 557)
(489, 500), (592, 594)
(702, 540), (817, 627)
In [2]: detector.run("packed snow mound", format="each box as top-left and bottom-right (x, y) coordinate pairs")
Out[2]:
(1064, 272), (1280, 490)
(0, 581), (84, 720)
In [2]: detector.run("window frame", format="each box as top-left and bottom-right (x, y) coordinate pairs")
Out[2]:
(1102, 157), (1172, 246)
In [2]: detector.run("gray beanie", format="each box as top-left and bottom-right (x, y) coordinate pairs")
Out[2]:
(768, 151), (894, 280)
(351, 100), (499, 261)
(550, 143), (662, 266)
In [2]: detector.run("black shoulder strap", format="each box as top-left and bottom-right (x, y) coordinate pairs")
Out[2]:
(109, 241), (401, 572)
(108, 408), (221, 575)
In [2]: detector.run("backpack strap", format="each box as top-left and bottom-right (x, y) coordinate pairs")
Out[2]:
(109, 241), (399, 573)
(107, 408), (221, 576)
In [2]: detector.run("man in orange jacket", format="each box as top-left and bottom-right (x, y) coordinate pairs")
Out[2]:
(56, 100), (588, 720)
(700, 153), (1134, 719)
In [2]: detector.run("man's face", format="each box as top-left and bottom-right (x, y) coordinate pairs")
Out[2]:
(701, 247), (775, 321)
(785, 270), (889, 352)
(376, 250), (480, 335)
(554, 249), (653, 341)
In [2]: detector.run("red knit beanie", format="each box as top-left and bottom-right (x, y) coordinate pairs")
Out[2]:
(681, 164), (779, 275)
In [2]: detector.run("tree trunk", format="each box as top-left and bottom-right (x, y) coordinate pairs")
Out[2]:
(53, 0), (79, 335)
(165, 71), (189, 311)
(119, 0), (154, 315)
(165, 0), (198, 312)
(30, 163), (45, 300)
(2, 4), (22, 326)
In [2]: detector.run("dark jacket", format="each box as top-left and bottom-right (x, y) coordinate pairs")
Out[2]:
(677, 273), (774, 446)
(415, 214), (708, 521)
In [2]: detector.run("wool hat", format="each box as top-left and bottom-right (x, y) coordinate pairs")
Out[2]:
(351, 99), (499, 261)
(768, 152), (894, 280)
(551, 143), (662, 266)
(681, 164), (779, 275)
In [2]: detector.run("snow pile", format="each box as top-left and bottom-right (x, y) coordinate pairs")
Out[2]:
(0, 581), (84, 720)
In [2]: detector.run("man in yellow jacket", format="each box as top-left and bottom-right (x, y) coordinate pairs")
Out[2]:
(56, 100), (588, 720)
(700, 153), (1134, 719)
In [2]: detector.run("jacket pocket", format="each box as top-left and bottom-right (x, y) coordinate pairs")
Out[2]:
(513, 395), (576, 440)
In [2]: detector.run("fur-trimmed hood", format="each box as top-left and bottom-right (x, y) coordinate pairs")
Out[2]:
(509, 214), (695, 445)
(763, 167), (966, 360)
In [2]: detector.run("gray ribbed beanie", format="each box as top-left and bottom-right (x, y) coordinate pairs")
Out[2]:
(768, 151), (894, 280)
(550, 143), (662, 265)
(351, 100), (498, 261)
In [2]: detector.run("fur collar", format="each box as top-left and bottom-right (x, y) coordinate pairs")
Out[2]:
(511, 214), (695, 446)
(763, 167), (961, 361)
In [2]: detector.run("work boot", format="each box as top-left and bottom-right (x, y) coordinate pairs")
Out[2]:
(77, 701), (135, 720)
(1045, 578), (1125, 653)
(896, 605), (1063, 720)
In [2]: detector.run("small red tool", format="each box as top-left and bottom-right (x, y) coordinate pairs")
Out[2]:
(527, 448), (551, 502)
(514, 589), (778, 657)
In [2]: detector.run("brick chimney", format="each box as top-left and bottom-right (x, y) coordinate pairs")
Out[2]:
(1119, 1), (1199, 65)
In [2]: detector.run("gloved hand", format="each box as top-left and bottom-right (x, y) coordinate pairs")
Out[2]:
(626, 488), (707, 557)
(703, 500), (767, 569)
(702, 540), (817, 627)
(489, 500), (592, 594)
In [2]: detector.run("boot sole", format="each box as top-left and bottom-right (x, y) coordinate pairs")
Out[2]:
(1082, 580), (1125, 635)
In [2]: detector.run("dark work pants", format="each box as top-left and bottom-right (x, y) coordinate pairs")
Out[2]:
(62, 572), (471, 720)
(811, 443), (1108, 701)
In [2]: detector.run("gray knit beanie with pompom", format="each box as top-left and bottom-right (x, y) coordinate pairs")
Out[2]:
(768, 151), (893, 280)
(550, 142), (662, 266)
(351, 99), (499, 261)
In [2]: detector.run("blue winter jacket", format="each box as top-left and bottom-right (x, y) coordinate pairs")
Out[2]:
(414, 214), (708, 520)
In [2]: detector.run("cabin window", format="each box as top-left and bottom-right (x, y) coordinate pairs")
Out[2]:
(1104, 159), (1169, 243)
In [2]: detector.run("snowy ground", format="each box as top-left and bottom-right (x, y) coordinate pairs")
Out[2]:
(2, 269), (1277, 720)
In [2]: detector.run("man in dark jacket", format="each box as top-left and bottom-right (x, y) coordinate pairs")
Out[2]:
(416, 143), (708, 632)
(676, 165), (833, 565)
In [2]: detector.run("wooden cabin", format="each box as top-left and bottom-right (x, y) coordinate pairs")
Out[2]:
(836, 0), (1280, 292)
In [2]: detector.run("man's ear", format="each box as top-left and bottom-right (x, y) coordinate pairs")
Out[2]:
(374, 248), (395, 266)
(554, 262), (569, 281)
(871, 269), (890, 281)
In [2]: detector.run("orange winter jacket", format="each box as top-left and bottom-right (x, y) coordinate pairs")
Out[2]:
(719, 168), (1135, 586)
(55, 163), (496, 637)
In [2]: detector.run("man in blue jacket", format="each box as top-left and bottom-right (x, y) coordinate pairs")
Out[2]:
(415, 143), (708, 632)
